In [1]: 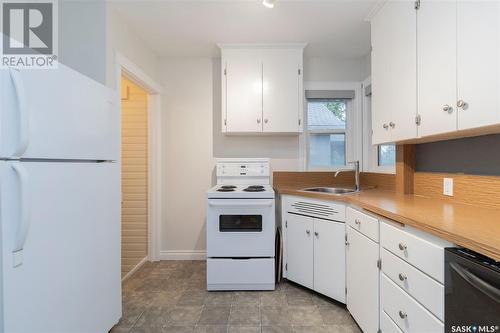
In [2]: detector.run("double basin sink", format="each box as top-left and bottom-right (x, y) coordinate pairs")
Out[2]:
(301, 187), (358, 195)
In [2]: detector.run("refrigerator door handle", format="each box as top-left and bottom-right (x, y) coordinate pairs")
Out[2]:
(11, 162), (31, 267)
(9, 68), (30, 158)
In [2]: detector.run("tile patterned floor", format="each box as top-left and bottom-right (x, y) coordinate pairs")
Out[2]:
(110, 261), (361, 333)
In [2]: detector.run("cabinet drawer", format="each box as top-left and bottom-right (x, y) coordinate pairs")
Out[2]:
(381, 248), (444, 321)
(286, 196), (346, 222)
(380, 221), (451, 283)
(346, 207), (379, 242)
(381, 274), (443, 333)
(381, 310), (403, 333)
(207, 258), (275, 291)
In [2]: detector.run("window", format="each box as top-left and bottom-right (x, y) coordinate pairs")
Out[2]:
(378, 144), (396, 166)
(307, 100), (348, 169)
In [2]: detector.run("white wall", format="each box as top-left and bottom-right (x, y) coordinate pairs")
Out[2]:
(158, 55), (367, 256)
(304, 56), (367, 82)
(59, 0), (106, 84)
(160, 58), (215, 256)
(106, 8), (161, 88)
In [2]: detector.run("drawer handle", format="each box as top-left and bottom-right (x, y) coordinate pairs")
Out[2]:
(314, 232), (319, 236)
(398, 273), (407, 281)
(399, 311), (407, 319)
(355, 219), (361, 225)
(306, 230), (310, 235)
(398, 243), (407, 251)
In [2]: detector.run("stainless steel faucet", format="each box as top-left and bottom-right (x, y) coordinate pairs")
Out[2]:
(334, 161), (360, 192)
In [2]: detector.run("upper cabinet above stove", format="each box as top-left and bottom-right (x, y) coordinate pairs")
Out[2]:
(219, 44), (305, 134)
(371, 0), (500, 145)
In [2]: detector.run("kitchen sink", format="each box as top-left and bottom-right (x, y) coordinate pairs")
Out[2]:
(301, 187), (358, 195)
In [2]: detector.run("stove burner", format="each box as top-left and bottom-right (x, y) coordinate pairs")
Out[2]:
(220, 185), (237, 189)
(243, 186), (266, 192)
(217, 187), (235, 192)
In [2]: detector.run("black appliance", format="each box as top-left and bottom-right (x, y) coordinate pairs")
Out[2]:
(445, 247), (500, 333)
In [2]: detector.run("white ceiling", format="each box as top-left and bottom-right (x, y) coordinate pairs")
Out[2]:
(110, 0), (377, 58)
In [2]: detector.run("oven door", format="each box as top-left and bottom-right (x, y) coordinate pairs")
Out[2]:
(207, 199), (275, 257)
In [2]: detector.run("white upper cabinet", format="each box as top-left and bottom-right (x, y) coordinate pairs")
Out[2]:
(263, 49), (302, 133)
(456, 1), (500, 130)
(223, 49), (263, 133)
(371, 0), (500, 143)
(371, 1), (417, 145)
(220, 45), (304, 134)
(417, 0), (457, 137)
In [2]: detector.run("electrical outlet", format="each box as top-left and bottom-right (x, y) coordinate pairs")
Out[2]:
(443, 178), (454, 196)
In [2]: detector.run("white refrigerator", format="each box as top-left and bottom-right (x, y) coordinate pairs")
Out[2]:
(0, 65), (121, 332)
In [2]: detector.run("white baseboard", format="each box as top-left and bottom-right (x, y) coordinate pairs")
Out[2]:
(122, 256), (148, 282)
(159, 250), (206, 260)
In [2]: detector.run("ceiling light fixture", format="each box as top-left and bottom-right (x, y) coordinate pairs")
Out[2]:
(263, 0), (275, 9)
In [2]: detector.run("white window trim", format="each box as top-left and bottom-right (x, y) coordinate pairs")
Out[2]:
(300, 81), (363, 172)
(361, 76), (396, 174)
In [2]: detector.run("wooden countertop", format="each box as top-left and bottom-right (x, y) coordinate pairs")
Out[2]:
(277, 186), (500, 262)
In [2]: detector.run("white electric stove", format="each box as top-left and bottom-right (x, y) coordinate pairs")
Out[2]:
(206, 158), (276, 291)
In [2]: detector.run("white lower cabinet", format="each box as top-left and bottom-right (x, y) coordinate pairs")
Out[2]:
(346, 225), (380, 333)
(283, 201), (454, 333)
(283, 196), (346, 303)
(285, 212), (345, 302)
(381, 275), (443, 333)
(313, 219), (346, 303)
(380, 220), (451, 333)
(286, 213), (314, 289)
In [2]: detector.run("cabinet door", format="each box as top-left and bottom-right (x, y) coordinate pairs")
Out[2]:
(286, 213), (314, 289)
(371, 1), (417, 144)
(346, 226), (379, 333)
(457, 1), (500, 130)
(262, 49), (301, 133)
(371, 4), (393, 145)
(313, 219), (346, 303)
(417, 0), (457, 137)
(224, 50), (263, 132)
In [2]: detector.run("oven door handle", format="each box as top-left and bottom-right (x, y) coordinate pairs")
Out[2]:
(450, 262), (500, 303)
(208, 200), (273, 208)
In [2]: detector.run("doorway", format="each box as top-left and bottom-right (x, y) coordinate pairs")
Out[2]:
(116, 54), (162, 281)
(121, 76), (149, 279)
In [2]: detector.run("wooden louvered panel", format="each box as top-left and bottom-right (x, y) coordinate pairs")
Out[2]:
(121, 77), (148, 278)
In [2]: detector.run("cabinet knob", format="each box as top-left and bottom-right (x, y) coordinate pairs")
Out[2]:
(398, 243), (407, 251)
(457, 100), (468, 110)
(389, 122), (395, 128)
(355, 219), (361, 225)
(314, 232), (319, 236)
(257, 119), (261, 124)
(399, 311), (407, 319)
(306, 230), (310, 235)
(383, 123), (389, 130)
(264, 119), (268, 124)
(398, 273), (407, 281)
(442, 104), (453, 114)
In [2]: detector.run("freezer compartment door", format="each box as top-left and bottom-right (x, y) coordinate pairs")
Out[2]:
(0, 161), (121, 333)
(0, 66), (119, 160)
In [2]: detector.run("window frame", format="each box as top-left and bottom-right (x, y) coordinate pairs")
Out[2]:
(300, 82), (363, 172)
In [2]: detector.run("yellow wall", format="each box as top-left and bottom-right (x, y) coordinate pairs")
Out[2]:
(121, 77), (148, 278)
